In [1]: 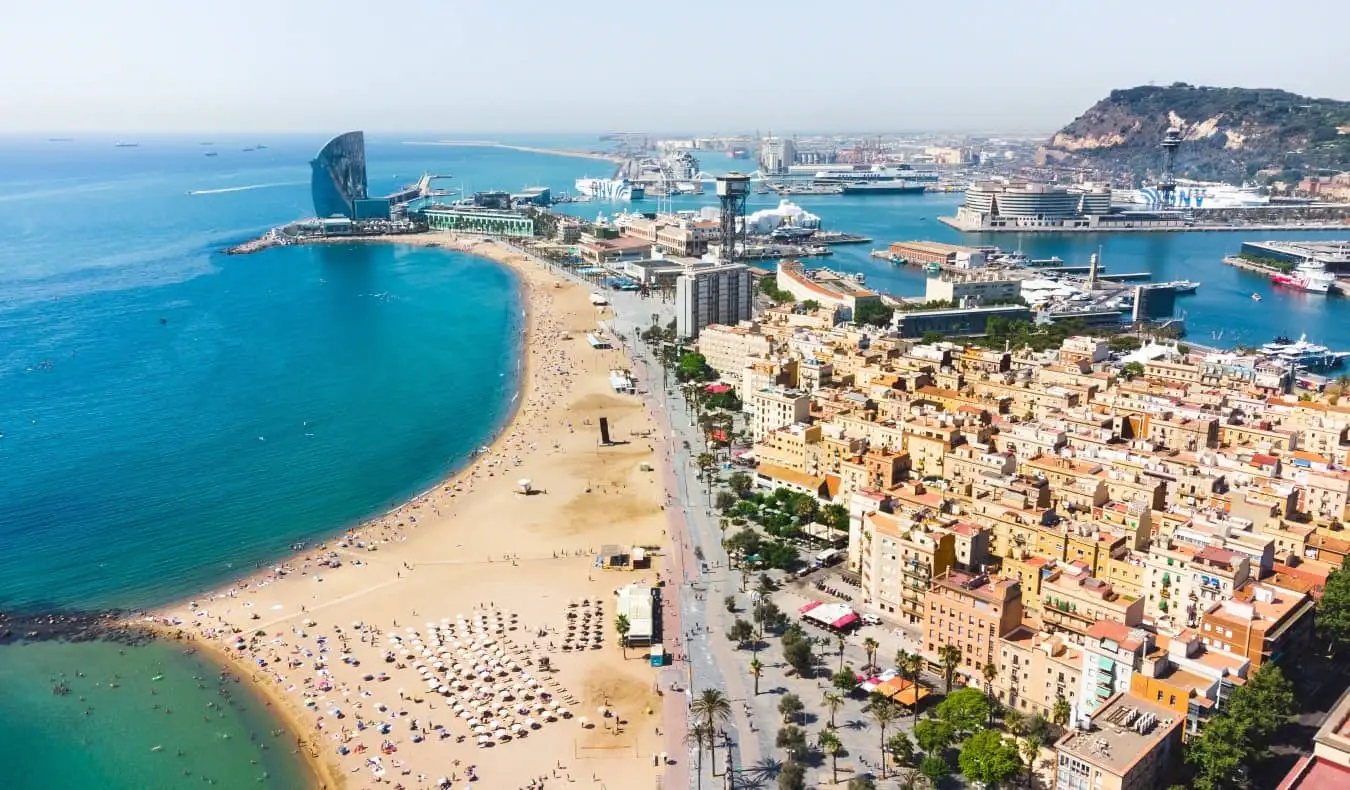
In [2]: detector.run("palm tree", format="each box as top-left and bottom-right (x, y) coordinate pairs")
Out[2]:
(1051, 695), (1072, 728)
(1019, 735), (1041, 788)
(982, 661), (999, 717)
(749, 657), (764, 696)
(690, 689), (732, 772)
(818, 729), (843, 784)
(893, 767), (924, 790)
(863, 637), (880, 672)
(615, 614), (631, 659)
(938, 644), (962, 693)
(684, 721), (711, 790)
(868, 699), (903, 780)
(836, 633), (848, 671)
(821, 691), (844, 729)
(898, 650), (925, 725)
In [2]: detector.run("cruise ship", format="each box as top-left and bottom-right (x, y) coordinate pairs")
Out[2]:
(1271, 260), (1336, 294)
(574, 177), (645, 201)
(813, 165), (939, 184)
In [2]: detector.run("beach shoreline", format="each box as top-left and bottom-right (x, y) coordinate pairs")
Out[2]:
(137, 231), (675, 790)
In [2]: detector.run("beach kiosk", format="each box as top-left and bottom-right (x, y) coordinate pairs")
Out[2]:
(649, 644), (665, 667)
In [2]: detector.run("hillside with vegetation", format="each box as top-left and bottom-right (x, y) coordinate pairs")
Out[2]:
(1042, 83), (1350, 184)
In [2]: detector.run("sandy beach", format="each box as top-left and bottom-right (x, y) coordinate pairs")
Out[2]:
(147, 233), (675, 790)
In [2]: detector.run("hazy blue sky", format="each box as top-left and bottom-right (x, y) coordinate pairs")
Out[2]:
(4, 0), (1348, 134)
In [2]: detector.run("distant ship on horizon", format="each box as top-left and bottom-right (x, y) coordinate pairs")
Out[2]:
(114, 142), (139, 148)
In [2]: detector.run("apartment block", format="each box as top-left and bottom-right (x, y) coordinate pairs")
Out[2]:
(923, 570), (1023, 682)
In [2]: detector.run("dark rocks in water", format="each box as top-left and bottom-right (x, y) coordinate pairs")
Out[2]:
(0, 610), (156, 647)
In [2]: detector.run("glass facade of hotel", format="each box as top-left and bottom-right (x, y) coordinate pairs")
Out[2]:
(311, 132), (368, 219)
(420, 208), (535, 238)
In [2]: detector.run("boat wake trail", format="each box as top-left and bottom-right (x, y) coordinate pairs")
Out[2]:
(187, 181), (304, 196)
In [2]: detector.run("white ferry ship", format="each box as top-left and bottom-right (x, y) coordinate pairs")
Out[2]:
(1114, 182), (1270, 210)
(813, 165), (939, 184)
(575, 177), (645, 201)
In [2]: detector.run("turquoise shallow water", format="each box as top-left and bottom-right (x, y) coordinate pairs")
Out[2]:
(0, 640), (311, 790)
(0, 134), (600, 788)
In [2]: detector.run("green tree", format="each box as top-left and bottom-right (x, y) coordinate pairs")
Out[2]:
(888, 730), (917, 769)
(1318, 564), (1350, 657)
(1122, 361), (1145, 380)
(981, 662), (998, 699)
(776, 724), (809, 761)
(715, 491), (736, 511)
(897, 649), (926, 725)
(818, 729), (843, 784)
(959, 730), (1022, 789)
(696, 452), (717, 479)
(919, 753), (949, 785)
(778, 693), (805, 724)
(725, 618), (754, 648)
(724, 528), (762, 564)
(822, 502), (850, 531)
(749, 657), (764, 696)
(782, 628), (816, 677)
(614, 614), (631, 658)
(893, 768), (923, 790)
(684, 722), (711, 790)
(868, 698), (903, 779)
(1051, 695), (1072, 728)
(1224, 663), (1296, 748)
(1019, 736), (1041, 788)
(836, 632), (849, 671)
(690, 689), (732, 770)
(802, 299), (822, 312)
(833, 665), (859, 694)
(1186, 713), (1251, 790)
(938, 643), (962, 693)
(921, 330), (946, 344)
(777, 759), (806, 790)
(676, 352), (716, 382)
(822, 690), (845, 729)
(847, 778), (877, 790)
(729, 471), (753, 499)
(862, 637), (880, 671)
(914, 718), (955, 756)
(854, 300), (895, 328)
(936, 687), (992, 736)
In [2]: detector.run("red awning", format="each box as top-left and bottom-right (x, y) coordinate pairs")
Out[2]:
(831, 613), (859, 629)
(704, 383), (732, 394)
(799, 601), (823, 614)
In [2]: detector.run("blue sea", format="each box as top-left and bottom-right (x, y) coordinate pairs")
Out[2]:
(2, 134), (1348, 788)
(0, 134), (607, 788)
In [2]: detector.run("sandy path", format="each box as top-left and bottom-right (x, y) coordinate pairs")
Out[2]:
(146, 233), (679, 790)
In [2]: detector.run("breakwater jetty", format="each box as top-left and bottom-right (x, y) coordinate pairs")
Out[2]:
(0, 609), (155, 646)
(403, 139), (625, 165)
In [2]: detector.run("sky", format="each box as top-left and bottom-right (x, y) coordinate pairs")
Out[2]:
(3, 0), (1349, 134)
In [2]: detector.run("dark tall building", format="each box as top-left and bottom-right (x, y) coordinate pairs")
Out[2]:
(311, 131), (368, 218)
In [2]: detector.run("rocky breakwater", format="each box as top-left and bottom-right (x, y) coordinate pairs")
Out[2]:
(0, 609), (156, 646)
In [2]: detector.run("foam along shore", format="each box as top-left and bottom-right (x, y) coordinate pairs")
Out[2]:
(401, 140), (626, 164)
(146, 231), (673, 790)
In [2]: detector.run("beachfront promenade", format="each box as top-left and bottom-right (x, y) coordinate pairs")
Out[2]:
(520, 247), (775, 787)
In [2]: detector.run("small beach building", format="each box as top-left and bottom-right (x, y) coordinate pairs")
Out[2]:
(617, 582), (655, 646)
